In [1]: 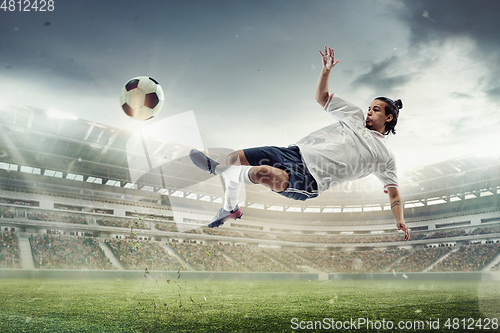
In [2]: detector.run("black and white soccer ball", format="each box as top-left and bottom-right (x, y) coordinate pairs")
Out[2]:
(120, 76), (164, 121)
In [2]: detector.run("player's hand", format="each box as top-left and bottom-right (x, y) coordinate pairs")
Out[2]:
(319, 45), (339, 71)
(397, 221), (410, 241)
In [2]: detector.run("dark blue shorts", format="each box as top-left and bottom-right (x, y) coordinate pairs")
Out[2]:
(242, 145), (319, 201)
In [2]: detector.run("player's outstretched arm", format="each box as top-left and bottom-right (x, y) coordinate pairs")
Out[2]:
(387, 187), (410, 241)
(315, 45), (339, 107)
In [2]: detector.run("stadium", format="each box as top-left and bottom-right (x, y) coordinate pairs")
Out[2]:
(1, 106), (500, 331)
(2, 0), (500, 331)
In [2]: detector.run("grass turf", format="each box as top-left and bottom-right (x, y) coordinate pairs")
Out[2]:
(0, 277), (499, 332)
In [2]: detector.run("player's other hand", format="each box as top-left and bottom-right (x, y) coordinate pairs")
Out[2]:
(319, 45), (339, 71)
(397, 221), (410, 241)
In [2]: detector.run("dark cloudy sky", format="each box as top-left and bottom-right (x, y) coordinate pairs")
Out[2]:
(1, 0), (499, 174)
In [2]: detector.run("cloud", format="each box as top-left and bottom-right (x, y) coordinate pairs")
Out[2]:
(485, 87), (500, 101)
(394, 0), (500, 96)
(450, 92), (473, 99)
(398, 0), (500, 49)
(350, 56), (415, 95)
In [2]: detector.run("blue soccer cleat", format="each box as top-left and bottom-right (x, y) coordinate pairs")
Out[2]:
(189, 149), (219, 175)
(208, 205), (243, 228)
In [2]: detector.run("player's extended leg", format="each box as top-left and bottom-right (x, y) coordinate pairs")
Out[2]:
(189, 149), (290, 227)
(226, 150), (290, 192)
(191, 149), (290, 192)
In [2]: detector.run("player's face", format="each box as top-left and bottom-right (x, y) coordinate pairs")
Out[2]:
(366, 100), (393, 134)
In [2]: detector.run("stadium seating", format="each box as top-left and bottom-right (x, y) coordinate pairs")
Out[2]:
(27, 210), (87, 225)
(0, 231), (21, 268)
(97, 218), (149, 230)
(202, 227), (244, 238)
(169, 242), (241, 271)
(293, 248), (407, 273)
(392, 247), (452, 272)
(426, 229), (467, 240)
(155, 223), (179, 232)
(29, 234), (114, 270)
(471, 224), (500, 235)
(105, 239), (181, 271)
(0, 207), (14, 219)
(432, 243), (500, 272)
(1, 228), (499, 273)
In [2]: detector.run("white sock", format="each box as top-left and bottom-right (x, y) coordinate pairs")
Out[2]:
(223, 179), (241, 212)
(215, 165), (254, 185)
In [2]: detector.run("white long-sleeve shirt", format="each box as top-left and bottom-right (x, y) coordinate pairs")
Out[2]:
(295, 94), (399, 194)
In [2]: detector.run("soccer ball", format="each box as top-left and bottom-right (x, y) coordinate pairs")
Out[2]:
(120, 76), (164, 121)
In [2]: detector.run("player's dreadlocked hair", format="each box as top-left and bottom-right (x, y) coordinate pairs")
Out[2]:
(375, 97), (403, 135)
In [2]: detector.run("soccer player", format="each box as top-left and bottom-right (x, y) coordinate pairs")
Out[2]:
(190, 45), (410, 241)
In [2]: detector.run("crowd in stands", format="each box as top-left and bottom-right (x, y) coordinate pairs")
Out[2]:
(226, 246), (296, 272)
(269, 227), (493, 244)
(0, 207), (14, 218)
(155, 223), (179, 232)
(242, 231), (276, 241)
(0, 231), (21, 268)
(2, 230), (500, 273)
(30, 234), (114, 270)
(21, 208), (491, 245)
(0, 197), (33, 206)
(202, 227), (244, 238)
(408, 232), (428, 241)
(275, 233), (408, 244)
(471, 224), (500, 235)
(183, 227), (202, 234)
(96, 218), (149, 230)
(262, 248), (308, 271)
(432, 243), (500, 272)
(27, 210), (87, 225)
(426, 229), (467, 240)
(169, 243), (239, 271)
(293, 248), (407, 273)
(392, 247), (452, 272)
(169, 243), (299, 272)
(105, 239), (180, 271)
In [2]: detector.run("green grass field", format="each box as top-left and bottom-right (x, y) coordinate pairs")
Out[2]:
(0, 277), (499, 332)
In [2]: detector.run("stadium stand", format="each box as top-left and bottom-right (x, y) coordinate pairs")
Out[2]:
(104, 239), (181, 271)
(0, 207), (14, 219)
(392, 247), (452, 273)
(97, 217), (149, 230)
(226, 246), (297, 272)
(0, 231), (21, 268)
(262, 248), (309, 271)
(241, 231), (276, 241)
(155, 223), (179, 232)
(292, 248), (407, 273)
(27, 210), (87, 225)
(426, 229), (467, 240)
(29, 234), (114, 270)
(432, 243), (500, 272)
(169, 243), (241, 271)
(201, 227), (244, 238)
(471, 224), (500, 235)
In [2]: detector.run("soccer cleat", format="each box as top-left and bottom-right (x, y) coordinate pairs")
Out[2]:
(189, 149), (219, 175)
(208, 206), (243, 228)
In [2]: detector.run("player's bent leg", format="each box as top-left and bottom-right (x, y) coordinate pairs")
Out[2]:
(207, 150), (249, 228)
(249, 165), (289, 192)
